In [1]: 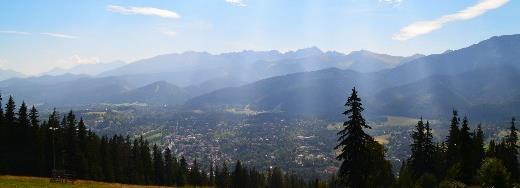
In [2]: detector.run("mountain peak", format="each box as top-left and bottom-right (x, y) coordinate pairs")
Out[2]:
(284, 47), (323, 58)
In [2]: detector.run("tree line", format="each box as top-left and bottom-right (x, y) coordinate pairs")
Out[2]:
(1, 88), (519, 187)
(0, 94), (324, 187)
(335, 88), (519, 188)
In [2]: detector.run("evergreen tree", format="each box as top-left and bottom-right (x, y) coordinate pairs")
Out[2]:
(139, 137), (153, 184)
(76, 118), (88, 178)
(268, 167), (283, 188)
(209, 162), (215, 186)
(4, 96), (16, 124)
(64, 111), (78, 172)
(446, 110), (460, 168)
(458, 116), (474, 183)
(152, 144), (165, 185)
(17, 102), (32, 175)
(409, 118), (427, 177)
(177, 156), (188, 186)
(18, 102), (29, 128)
(163, 147), (175, 185)
(472, 124), (485, 175)
(0, 94), (4, 173)
(216, 162), (230, 188)
(232, 160), (248, 188)
(505, 117), (519, 181)
(29, 106), (39, 127)
(100, 136), (114, 182)
(334, 87), (392, 187)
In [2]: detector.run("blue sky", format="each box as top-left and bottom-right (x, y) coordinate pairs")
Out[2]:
(0, 0), (517, 74)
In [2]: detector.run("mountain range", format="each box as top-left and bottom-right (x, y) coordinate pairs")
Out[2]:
(43, 61), (126, 76)
(187, 34), (520, 120)
(0, 46), (418, 106)
(1, 34), (520, 120)
(0, 69), (24, 81)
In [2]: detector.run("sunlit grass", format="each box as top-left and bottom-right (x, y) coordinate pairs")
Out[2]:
(0, 175), (207, 188)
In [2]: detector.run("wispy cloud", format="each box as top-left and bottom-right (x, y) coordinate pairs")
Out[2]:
(40, 32), (78, 39)
(107, 5), (180, 19)
(0, 30), (31, 35)
(226, 0), (247, 7)
(393, 0), (509, 41)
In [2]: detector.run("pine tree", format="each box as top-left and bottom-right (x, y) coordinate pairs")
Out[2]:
(472, 124), (485, 176)
(334, 87), (391, 187)
(232, 160), (248, 188)
(445, 110), (460, 168)
(505, 117), (519, 181)
(64, 111), (79, 172)
(177, 156), (188, 186)
(216, 162), (230, 188)
(458, 116), (474, 183)
(0, 94), (5, 173)
(409, 118), (426, 177)
(76, 118), (88, 178)
(17, 102), (32, 175)
(29, 106), (39, 127)
(151, 144), (165, 185)
(0, 93), (3, 122)
(268, 167), (283, 188)
(163, 147), (175, 185)
(209, 162), (215, 186)
(100, 136), (114, 182)
(4, 96), (16, 124)
(139, 137), (153, 184)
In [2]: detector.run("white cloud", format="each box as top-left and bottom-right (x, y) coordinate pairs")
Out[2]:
(226, 0), (247, 7)
(40, 32), (77, 39)
(107, 5), (180, 19)
(393, 0), (509, 41)
(0, 30), (31, 35)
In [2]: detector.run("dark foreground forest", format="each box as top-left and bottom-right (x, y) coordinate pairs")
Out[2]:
(0, 89), (519, 188)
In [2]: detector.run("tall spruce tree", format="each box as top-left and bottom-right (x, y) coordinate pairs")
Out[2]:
(177, 156), (188, 186)
(409, 119), (436, 178)
(335, 87), (392, 187)
(445, 110), (460, 168)
(459, 116), (474, 183)
(0, 94), (4, 173)
(4, 96), (16, 124)
(472, 124), (485, 175)
(505, 117), (519, 181)
(409, 118), (426, 177)
(163, 147), (175, 185)
(17, 102), (32, 175)
(29, 106), (39, 127)
(152, 144), (165, 185)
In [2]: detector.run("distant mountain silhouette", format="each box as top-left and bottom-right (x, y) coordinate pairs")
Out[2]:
(0, 69), (24, 81)
(100, 48), (416, 87)
(3, 34), (520, 119)
(43, 61), (126, 76)
(187, 34), (520, 120)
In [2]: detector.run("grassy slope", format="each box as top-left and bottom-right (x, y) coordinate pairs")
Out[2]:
(0, 175), (174, 188)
